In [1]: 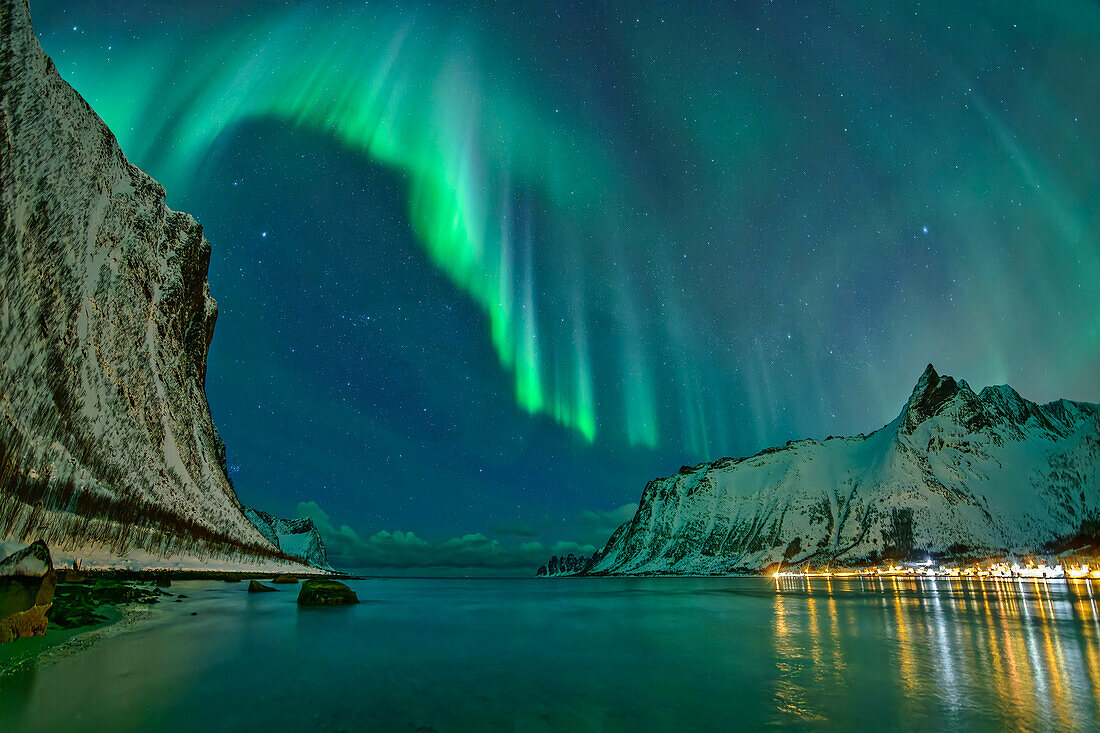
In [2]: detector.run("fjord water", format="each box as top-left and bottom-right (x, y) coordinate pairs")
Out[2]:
(2, 577), (1099, 732)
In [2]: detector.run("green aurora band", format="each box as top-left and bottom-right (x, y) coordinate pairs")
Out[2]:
(75, 4), (608, 443)
(41, 0), (1100, 456)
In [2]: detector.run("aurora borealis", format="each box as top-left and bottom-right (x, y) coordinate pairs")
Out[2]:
(29, 1), (1099, 569)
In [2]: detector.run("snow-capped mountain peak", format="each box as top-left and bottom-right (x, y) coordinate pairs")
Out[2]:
(243, 508), (333, 571)
(581, 365), (1099, 576)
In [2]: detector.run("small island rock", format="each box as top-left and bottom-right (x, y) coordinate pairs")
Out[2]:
(271, 574), (299, 584)
(297, 580), (359, 606)
(248, 580), (278, 593)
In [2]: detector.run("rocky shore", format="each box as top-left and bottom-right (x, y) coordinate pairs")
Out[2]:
(0, 542), (354, 682)
(1, 544), (174, 679)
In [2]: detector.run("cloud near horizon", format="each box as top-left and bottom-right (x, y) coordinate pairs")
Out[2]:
(298, 502), (598, 570)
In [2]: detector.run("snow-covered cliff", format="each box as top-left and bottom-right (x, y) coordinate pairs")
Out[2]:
(586, 365), (1100, 575)
(0, 0), (300, 570)
(244, 508), (333, 571)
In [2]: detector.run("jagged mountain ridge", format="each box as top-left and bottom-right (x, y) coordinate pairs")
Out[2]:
(536, 553), (590, 577)
(244, 507), (333, 571)
(0, 0), (300, 568)
(582, 365), (1099, 575)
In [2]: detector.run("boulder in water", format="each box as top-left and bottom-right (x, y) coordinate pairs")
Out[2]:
(248, 580), (278, 593)
(0, 541), (57, 643)
(297, 580), (359, 606)
(271, 574), (299, 584)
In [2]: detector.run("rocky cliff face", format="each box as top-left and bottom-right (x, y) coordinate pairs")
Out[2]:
(244, 508), (333, 571)
(586, 365), (1100, 575)
(0, 0), (290, 568)
(535, 553), (591, 577)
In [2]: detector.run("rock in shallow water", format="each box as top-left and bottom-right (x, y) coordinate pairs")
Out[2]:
(271, 574), (299, 584)
(248, 580), (278, 593)
(297, 580), (359, 607)
(0, 541), (56, 643)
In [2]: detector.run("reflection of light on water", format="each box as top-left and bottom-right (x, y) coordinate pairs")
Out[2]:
(888, 575), (926, 723)
(1021, 579), (1052, 731)
(772, 574), (1100, 729)
(928, 584), (961, 718)
(1075, 580), (1100, 706)
(1036, 581), (1075, 729)
(1001, 579), (1037, 726)
(1046, 608), (1074, 728)
(806, 589), (826, 685)
(771, 585), (825, 723)
(978, 576), (1026, 730)
(824, 580), (846, 683)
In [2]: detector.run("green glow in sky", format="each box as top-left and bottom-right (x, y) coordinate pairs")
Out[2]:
(41, 0), (1100, 458)
(59, 4), (622, 442)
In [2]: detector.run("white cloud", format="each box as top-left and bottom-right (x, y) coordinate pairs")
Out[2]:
(298, 502), (594, 570)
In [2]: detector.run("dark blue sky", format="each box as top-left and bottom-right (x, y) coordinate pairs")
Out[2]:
(30, 1), (1100, 570)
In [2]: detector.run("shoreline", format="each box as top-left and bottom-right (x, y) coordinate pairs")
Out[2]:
(1, 587), (146, 683)
(5, 570), (1095, 685)
(1, 569), (346, 682)
(3, 575), (1096, 731)
(64, 568), (344, 582)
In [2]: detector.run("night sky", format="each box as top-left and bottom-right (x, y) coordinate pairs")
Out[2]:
(30, 1), (1099, 571)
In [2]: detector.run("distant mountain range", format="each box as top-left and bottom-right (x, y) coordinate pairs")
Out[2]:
(546, 365), (1098, 576)
(536, 553), (590, 577)
(244, 508), (333, 571)
(0, 0), (317, 571)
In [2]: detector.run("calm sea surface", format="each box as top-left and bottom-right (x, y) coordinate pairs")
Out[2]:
(2, 576), (1099, 731)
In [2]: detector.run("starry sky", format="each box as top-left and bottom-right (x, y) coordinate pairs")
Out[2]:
(30, 1), (1099, 572)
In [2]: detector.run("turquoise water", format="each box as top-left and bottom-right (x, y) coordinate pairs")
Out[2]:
(2, 576), (1099, 731)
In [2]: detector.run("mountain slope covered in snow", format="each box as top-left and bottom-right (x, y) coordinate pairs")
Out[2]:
(0, 0), (303, 570)
(584, 365), (1099, 575)
(244, 508), (333, 571)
